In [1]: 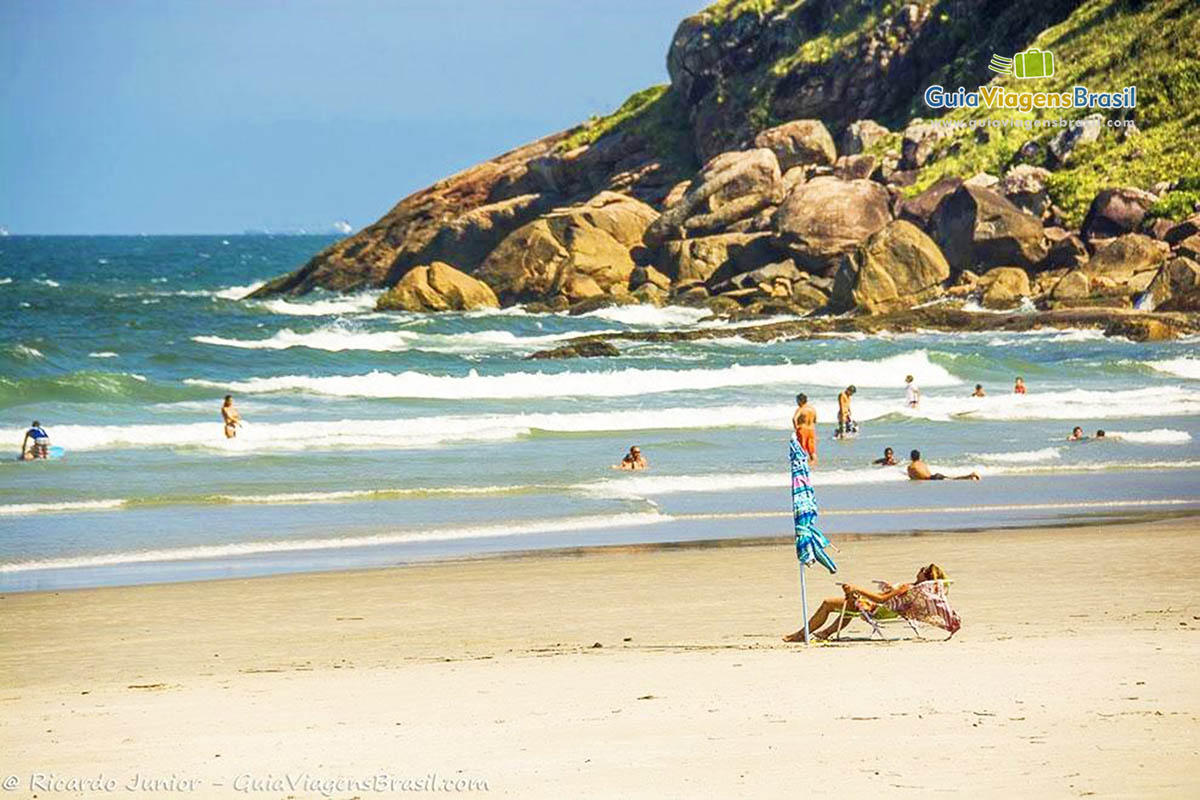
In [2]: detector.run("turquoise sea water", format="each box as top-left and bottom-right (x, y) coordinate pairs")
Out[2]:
(2, 235), (1198, 591)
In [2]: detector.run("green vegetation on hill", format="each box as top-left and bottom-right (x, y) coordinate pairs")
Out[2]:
(910, 0), (1200, 225)
(563, 0), (1195, 226)
(558, 85), (697, 171)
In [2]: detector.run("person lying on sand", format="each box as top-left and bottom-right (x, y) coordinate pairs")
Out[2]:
(1068, 426), (1086, 441)
(613, 446), (647, 470)
(873, 447), (896, 466)
(784, 564), (948, 641)
(907, 450), (979, 481)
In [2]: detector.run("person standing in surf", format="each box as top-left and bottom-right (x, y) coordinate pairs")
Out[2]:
(21, 421), (51, 459)
(221, 395), (243, 439)
(835, 385), (856, 439)
(792, 393), (818, 466)
(905, 375), (921, 408)
(1014, 376), (1027, 394)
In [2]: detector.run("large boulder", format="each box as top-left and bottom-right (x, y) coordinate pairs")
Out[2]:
(833, 155), (877, 181)
(1051, 270), (1092, 301)
(999, 165), (1053, 219)
(773, 177), (892, 271)
(1085, 233), (1170, 279)
(1081, 187), (1159, 242)
(1049, 113), (1103, 165)
(930, 185), (1049, 272)
(898, 177), (962, 231)
(656, 232), (781, 285)
(753, 120), (836, 170)
(381, 193), (559, 286)
(376, 262), (499, 312)
(978, 267), (1032, 309)
(1139, 256), (1200, 310)
(1043, 228), (1089, 271)
(474, 192), (657, 304)
(840, 120), (891, 156)
(645, 149), (782, 244)
(831, 220), (950, 314)
(709, 259), (803, 294)
(899, 121), (947, 170)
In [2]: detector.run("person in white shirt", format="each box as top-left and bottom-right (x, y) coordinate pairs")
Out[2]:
(904, 375), (921, 408)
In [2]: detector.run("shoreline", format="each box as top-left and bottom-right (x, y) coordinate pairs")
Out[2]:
(3, 515), (1198, 797)
(4, 501), (1198, 596)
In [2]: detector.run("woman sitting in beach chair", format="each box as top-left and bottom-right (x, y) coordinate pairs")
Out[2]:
(784, 564), (958, 642)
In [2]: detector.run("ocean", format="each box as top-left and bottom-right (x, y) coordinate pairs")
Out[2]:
(2, 235), (1198, 591)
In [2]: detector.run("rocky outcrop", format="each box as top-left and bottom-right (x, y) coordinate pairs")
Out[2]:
(376, 262), (499, 312)
(1085, 233), (1169, 279)
(655, 232), (781, 285)
(1048, 113), (1103, 165)
(774, 177), (892, 271)
(644, 149), (782, 244)
(1051, 269), (1091, 302)
(250, 134), (571, 296)
(381, 193), (557, 285)
(831, 220), (949, 314)
(753, 120), (836, 170)
(527, 340), (621, 359)
(999, 165), (1052, 220)
(930, 185), (1048, 272)
(1143, 256), (1200, 310)
(840, 120), (891, 156)
(474, 192), (657, 305)
(1081, 187), (1159, 242)
(898, 177), (962, 230)
(978, 267), (1032, 309)
(899, 121), (947, 170)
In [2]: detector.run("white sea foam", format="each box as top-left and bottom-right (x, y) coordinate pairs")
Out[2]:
(250, 291), (381, 316)
(0, 277), (13, 285)
(0, 511), (669, 573)
(213, 484), (537, 504)
(969, 447), (1062, 463)
(0, 499), (126, 516)
(186, 350), (959, 400)
(581, 467), (908, 497)
(10, 344), (43, 359)
(192, 324), (579, 354)
(924, 387), (1200, 421)
(1105, 428), (1193, 445)
(578, 304), (711, 326)
(88, 351), (119, 358)
(33, 278), (60, 288)
(213, 281), (265, 300)
(1148, 357), (1200, 381)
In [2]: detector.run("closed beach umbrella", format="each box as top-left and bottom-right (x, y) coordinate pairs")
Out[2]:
(791, 435), (837, 643)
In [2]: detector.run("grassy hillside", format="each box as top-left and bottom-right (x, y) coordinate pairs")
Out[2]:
(564, 0), (1197, 226)
(911, 0), (1200, 225)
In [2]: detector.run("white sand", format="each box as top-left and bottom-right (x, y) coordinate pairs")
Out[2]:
(2, 517), (1198, 798)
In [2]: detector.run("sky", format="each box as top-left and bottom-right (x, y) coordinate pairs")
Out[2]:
(0, 0), (701, 234)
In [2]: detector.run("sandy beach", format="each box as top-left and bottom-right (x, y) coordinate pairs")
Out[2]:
(2, 514), (1198, 798)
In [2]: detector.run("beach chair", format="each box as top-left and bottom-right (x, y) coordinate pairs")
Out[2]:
(834, 579), (960, 641)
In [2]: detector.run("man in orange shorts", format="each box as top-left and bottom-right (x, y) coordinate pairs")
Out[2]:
(792, 393), (818, 466)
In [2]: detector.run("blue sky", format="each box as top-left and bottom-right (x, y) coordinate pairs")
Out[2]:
(0, 0), (700, 234)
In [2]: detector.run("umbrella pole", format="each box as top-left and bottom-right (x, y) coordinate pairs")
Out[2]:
(800, 562), (810, 644)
